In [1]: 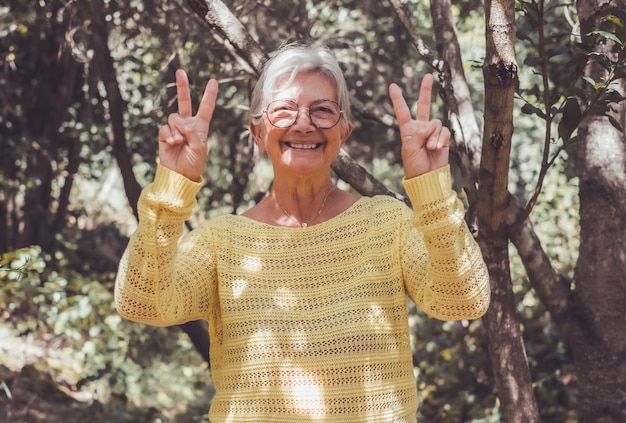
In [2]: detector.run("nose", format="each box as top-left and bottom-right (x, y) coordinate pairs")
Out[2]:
(291, 107), (315, 130)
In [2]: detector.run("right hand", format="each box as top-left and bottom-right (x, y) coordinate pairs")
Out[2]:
(158, 69), (219, 181)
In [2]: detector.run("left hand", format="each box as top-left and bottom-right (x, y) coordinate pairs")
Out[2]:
(389, 74), (450, 178)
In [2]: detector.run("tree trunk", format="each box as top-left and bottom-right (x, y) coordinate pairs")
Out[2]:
(430, 0), (483, 177)
(478, 0), (541, 421)
(571, 4), (626, 421)
(89, 0), (142, 218)
(10, 1), (83, 252)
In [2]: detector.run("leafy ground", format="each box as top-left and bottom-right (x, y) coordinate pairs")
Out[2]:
(0, 246), (214, 423)
(0, 323), (213, 423)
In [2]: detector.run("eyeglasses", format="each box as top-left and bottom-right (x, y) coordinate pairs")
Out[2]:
(262, 99), (344, 129)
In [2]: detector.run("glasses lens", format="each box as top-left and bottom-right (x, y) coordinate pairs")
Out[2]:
(265, 99), (342, 129)
(309, 100), (342, 129)
(266, 100), (298, 128)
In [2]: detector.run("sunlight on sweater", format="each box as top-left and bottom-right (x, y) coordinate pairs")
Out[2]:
(284, 366), (326, 419)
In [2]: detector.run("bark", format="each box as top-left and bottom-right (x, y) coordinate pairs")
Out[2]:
(52, 133), (81, 238)
(478, 0), (541, 421)
(429, 0), (483, 179)
(185, 0), (268, 72)
(179, 320), (210, 364)
(332, 149), (408, 203)
(89, 0), (142, 218)
(509, 1), (626, 421)
(572, 4), (626, 420)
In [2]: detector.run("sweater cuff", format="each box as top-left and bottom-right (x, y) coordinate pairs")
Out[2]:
(148, 164), (204, 209)
(402, 165), (452, 208)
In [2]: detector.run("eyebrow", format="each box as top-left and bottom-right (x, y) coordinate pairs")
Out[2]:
(272, 98), (338, 105)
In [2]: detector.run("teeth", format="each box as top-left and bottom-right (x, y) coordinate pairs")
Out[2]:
(287, 143), (319, 150)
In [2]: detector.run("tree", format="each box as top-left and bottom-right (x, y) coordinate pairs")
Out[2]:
(0, 1), (86, 253)
(2, 0), (625, 421)
(182, 0), (626, 421)
(477, 0), (542, 420)
(175, 0), (626, 421)
(551, 0), (625, 420)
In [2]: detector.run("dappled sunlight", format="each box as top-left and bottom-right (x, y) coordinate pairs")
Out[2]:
(241, 255), (262, 272)
(274, 286), (298, 310)
(230, 255), (262, 298)
(212, 253), (420, 420)
(231, 279), (247, 298)
(282, 366), (327, 419)
(366, 304), (394, 332)
(211, 271), (419, 420)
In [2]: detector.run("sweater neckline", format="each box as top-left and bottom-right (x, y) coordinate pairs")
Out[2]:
(235, 196), (369, 230)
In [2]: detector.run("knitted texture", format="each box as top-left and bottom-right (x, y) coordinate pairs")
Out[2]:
(115, 164), (490, 422)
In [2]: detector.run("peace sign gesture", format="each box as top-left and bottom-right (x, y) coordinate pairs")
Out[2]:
(389, 74), (450, 179)
(158, 69), (219, 181)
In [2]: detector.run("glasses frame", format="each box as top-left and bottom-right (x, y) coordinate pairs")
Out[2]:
(262, 99), (344, 130)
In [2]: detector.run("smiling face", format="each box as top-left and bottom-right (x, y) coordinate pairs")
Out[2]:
(251, 71), (352, 178)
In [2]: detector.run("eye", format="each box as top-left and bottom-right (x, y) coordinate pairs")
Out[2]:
(268, 100), (297, 114)
(311, 106), (333, 114)
(310, 101), (339, 116)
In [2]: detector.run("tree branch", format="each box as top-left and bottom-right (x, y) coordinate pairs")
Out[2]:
(332, 149), (409, 205)
(90, 0), (142, 218)
(185, 0), (267, 72)
(387, 0), (482, 212)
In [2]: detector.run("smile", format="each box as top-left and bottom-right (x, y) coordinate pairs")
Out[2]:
(285, 142), (322, 150)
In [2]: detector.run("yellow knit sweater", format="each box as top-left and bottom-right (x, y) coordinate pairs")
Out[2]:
(115, 164), (489, 422)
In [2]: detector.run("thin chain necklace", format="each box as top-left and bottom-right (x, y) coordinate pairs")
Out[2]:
(276, 185), (336, 228)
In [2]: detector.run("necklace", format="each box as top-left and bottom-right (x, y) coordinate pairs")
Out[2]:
(277, 186), (336, 228)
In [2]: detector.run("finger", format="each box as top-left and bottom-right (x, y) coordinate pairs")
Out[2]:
(427, 125), (451, 150)
(389, 83), (412, 127)
(196, 79), (219, 124)
(415, 74), (434, 122)
(438, 126), (451, 149)
(167, 114), (186, 142)
(158, 125), (175, 144)
(426, 120), (443, 149)
(176, 69), (193, 118)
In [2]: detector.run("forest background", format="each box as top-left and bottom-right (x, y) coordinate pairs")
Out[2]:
(1, 0), (624, 422)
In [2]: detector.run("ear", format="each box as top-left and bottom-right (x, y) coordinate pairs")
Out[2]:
(250, 121), (266, 154)
(339, 120), (353, 147)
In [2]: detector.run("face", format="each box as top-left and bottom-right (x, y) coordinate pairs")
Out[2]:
(251, 72), (352, 177)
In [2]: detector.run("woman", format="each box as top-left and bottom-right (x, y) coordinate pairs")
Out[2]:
(115, 43), (490, 422)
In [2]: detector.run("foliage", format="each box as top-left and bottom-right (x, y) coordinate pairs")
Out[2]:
(1, 247), (212, 421)
(514, 0), (626, 223)
(2, 0), (615, 421)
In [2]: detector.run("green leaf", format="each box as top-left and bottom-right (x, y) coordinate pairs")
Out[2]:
(588, 52), (613, 71)
(582, 76), (599, 90)
(558, 98), (581, 141)
(589, 30), (623, 46)
(517, 31), (535, 45)
(607, 114), (625, 133)
(521, 103), (546, 118)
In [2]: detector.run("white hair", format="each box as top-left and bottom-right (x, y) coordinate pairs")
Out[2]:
(249, 43), (352, 124)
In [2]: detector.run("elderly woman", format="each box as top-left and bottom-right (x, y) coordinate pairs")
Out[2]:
(115, 43), (490, 422)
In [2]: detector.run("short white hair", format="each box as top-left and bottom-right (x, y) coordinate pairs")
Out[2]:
(250, 43), (352, 124)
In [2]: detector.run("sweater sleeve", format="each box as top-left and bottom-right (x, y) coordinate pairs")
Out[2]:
(400, 165), (490, 321)
(114, 164), (217, 326)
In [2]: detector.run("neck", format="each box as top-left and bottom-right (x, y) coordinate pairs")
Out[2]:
(272, 178), (336, 227)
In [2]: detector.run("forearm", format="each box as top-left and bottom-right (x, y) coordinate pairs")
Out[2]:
(402, 166), (490, 320)
(114, 164), (204, 326)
